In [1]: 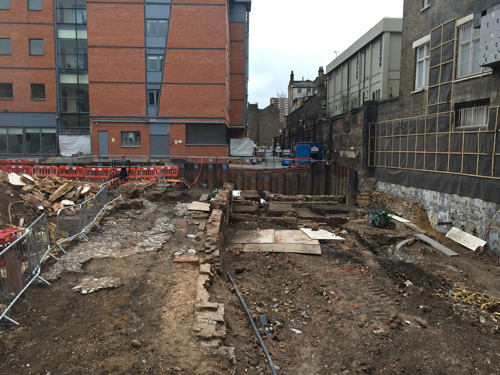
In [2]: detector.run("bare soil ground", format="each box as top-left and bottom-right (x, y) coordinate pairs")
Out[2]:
(1, 182), (500, 375)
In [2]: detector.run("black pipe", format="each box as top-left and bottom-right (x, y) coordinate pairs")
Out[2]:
(227, 272), (278, 375)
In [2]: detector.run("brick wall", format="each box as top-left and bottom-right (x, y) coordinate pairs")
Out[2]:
(91, 122), (150, 156)
(87, 4), (144, 47)
(90, 84), (146, 117)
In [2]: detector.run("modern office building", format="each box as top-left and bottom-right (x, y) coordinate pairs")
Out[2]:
(325, 17), (403, 117)
(0, 0), (251, 160)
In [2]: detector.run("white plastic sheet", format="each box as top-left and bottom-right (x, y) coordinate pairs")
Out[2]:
(59, 135), (91, 156)
(230, 138), (256, 157)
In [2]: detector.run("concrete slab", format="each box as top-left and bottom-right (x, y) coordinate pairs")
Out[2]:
(242, 243), (321, 255)
(300, 228), (345, 241)
(230, 229), (275, 244)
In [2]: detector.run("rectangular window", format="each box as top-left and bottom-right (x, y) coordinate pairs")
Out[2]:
(378, 38), (383, 67)
(147, 55), (163, 71)
(297, 88), (302, 94)
(415, 43), (430, 90)
(31, 83), (46, 100)
(146, 20), (168, 37)
(148, 90), (159, 106)
(0, 0), (9, 9)
(455, 100), (489, 129)
(456, 21), (489, 78)
(121, 131), (141, 147)
(355, 55), (359, 80)
(29, 39), (44, 56)
(422, 0), (430, 9)
(28, 0), (42, 10)
(0, 38), (11, 55)
(0, 83), (13, 99)
(372, 89), (381, 101)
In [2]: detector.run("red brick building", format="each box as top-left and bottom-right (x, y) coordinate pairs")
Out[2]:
(0, 0), (251, 160)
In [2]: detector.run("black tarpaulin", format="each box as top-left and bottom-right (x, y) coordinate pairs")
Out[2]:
(374, 168), (500, 203)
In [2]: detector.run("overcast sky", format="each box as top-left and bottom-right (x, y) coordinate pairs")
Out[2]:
(248, 0), (404, 108)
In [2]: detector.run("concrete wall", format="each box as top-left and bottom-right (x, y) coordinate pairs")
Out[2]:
(376, 181), (500, 252)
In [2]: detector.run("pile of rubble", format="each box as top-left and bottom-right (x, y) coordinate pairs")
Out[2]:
(1, 170), (102, 219)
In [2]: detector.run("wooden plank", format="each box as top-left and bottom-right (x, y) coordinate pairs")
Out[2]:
(242, 243), (322, 255)
(275, 230), (319, 245)
(415, 234), (459, 257)
(187, 201), (210, 212)
(230, 230), (275, 244)
(300, 228), (345, 241)
(390, 214), (411, 223)
(445, 227), (486, 252)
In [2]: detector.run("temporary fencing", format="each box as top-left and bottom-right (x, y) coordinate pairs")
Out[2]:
(0, 183), (121, 325)
(31, 165), (59, 178)
(133, 167), (156, 179)
(52, 181), (121, 253)
(155, 166), (179, 181)
(3, 165), (33, 175)
(0, 215), (51, 325)
(58, 166), (85, 179)
(85, 167), (111, 179)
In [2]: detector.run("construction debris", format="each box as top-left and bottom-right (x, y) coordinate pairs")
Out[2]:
(2, 172), (102, 220)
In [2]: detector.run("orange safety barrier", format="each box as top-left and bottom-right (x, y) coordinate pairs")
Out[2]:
(58, 166), (85, 179)
(85, 167), (111, 179)
(32, 165), (59, 177)
(4, 165), (33, 175)
(110, 167), (137, 179)
(133, 167), (157, 179)
(155, 166), (179, 179)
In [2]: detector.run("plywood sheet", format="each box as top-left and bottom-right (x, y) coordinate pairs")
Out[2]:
(187, 201), (210, 212)
(242, 243), (322, 255)
(446, 227), (486, 251)
(230, 230), (275, 244)
(275, 230), (318, 245)
(300, 228), (345, 241)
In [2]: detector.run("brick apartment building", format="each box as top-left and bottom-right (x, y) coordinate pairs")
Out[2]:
(0, 0), (251, 161)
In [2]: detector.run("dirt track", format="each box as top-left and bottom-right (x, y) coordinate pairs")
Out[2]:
(1, 182), (500, 375)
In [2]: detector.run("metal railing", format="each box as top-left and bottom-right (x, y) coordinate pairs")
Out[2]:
(52, 181), (122, 254)
(1, 180), (121, 325)
(0, 215), (51, 325)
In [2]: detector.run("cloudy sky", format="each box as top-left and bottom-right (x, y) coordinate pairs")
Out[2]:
(248, 0), (404, 108)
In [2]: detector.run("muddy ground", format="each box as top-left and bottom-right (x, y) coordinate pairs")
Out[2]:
(1, 181), (500, 375)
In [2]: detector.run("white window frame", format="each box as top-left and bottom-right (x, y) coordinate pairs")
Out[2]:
(456, 19), (490, 79)
(456, 103), (489, 129)
(422, 0), (430, 10)
(415, 43), (430, 90)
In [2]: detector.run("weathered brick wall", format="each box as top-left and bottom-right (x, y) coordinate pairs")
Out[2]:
(248, 104), (280, 147)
